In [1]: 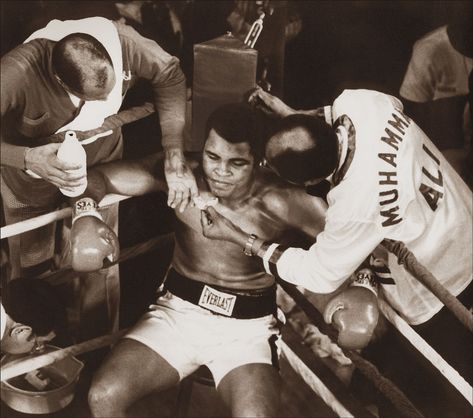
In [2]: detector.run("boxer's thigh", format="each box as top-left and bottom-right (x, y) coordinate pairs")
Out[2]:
(217, 363), (281, 417)
(90, 338), (180, 405)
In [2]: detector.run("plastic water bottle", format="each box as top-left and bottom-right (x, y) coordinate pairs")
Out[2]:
(57, 131), (87, 197)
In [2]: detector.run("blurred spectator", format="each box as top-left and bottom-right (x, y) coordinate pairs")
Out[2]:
(400, 3), (472, 182)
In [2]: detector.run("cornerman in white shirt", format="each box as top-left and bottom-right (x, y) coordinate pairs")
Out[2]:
(399, 5), (472, 182)
(202, 87), (472, 417)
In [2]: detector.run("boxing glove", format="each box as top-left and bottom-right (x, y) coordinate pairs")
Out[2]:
(71, 197), (119, 272)
(324, 268), (379, 350)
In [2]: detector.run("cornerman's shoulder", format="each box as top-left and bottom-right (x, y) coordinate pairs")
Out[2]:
(113, 19), (148, 45)
(1, 39), (49, 73)
(412, 25), (448, 55)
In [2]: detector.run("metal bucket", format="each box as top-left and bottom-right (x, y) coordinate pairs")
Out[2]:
(1, 345), (84, 414)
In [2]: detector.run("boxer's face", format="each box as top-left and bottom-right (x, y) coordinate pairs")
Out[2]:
(203, 129), (255, 199)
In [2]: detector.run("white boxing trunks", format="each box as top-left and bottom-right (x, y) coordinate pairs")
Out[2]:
(125, 290), (281, 386)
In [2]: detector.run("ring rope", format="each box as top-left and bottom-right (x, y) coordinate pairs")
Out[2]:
(381, 239), (473, 332)
(280, 340), (354, 418)
(277, 278), (424, 418)
(1, 329), (128, 382)
(0, 193), (130, 240)
(379, 299), (473, 404)
(4, 211), (470, 336)
(282, 324), (376, 418)
(43, 233), (175, 287)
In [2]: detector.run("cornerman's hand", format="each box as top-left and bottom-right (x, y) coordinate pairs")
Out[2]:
(200, 206), (246, 245)
(247, 86), (296, 118)
(24, 143), (86, 192)
(164, 148), (199, 213)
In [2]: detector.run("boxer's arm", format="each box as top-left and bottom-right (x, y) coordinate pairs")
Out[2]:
(69, 153), (167, 272)
(78, 153), (167, 204)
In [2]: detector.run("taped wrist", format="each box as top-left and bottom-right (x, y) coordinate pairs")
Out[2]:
(352, 268), (378, 296)
(369, 255), (394, 284)
(261, 242), (288, 277)
(72, 197), (102, 224)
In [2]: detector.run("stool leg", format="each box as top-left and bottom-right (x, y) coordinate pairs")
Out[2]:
(174, 378), (194, 418)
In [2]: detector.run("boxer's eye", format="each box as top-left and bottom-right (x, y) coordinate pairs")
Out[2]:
(231, 160), (248, 167)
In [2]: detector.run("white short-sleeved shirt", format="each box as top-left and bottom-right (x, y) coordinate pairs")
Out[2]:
(400, 25), (472, 102)
(277, 89), (472, 325)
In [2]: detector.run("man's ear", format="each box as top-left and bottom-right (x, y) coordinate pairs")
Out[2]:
(10, 324), (33, 338)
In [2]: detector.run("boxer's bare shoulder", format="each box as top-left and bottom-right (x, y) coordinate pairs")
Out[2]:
(256, 168), (327, 239)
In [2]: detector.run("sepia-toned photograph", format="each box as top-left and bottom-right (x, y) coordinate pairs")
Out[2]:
(0, 1), (471, 417)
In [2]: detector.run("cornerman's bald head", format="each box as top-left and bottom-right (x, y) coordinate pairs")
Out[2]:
(266, 114), (339, 185)
(52, 33), (115, 100)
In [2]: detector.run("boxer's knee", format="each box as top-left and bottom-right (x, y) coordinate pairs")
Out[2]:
(88, 372), (129, 415)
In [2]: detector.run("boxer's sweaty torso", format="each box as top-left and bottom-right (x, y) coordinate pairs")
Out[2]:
(172, 170), (318, 290)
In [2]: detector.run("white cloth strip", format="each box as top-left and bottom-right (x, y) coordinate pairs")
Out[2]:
(379, 299), (473, 404)
(80, 129), (114, 145)
(1, 194), (130, 239)
(280, 340), (354, 418)
(263, 242), (279, 274)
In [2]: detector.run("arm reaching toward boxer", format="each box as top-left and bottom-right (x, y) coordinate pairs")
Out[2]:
(324, 268), (380, 350)
(165, 148), (199, 213)
(200, 206), (248, 246)
(247, 87), (296, 118)
(247, 87), (326, 119)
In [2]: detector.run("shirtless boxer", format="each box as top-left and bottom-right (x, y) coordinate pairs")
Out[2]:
(84, 103), (328, 417)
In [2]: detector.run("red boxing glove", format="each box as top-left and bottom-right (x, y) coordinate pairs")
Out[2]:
(71, 198), (119, 272)
(324, 268), (379, 350)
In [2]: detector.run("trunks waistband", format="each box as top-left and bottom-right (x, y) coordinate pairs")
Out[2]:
(164, 268), (277, 319)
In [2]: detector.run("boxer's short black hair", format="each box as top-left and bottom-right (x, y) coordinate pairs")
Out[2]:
(268, 114), (338, 184)
(205, 103), (268, 163)
(52, 33), (113, 95)
(3, 278), (67, 337)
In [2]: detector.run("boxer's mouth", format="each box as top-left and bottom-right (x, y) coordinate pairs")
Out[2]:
(209, 178), (232, 187)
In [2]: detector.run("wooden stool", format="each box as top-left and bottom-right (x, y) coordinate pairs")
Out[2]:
(174, 366), (215, 417)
